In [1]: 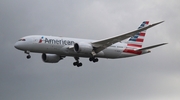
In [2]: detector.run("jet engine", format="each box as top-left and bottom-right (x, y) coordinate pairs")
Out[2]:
(42, 53), (63, 63)
(74, 42), (93, 53)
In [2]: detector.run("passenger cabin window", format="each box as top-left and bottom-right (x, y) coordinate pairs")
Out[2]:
(18, 39), (26, 41)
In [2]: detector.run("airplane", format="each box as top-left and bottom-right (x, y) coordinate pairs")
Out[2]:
(14, 21), (167, 67)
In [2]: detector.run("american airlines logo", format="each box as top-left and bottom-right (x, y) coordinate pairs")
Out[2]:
(39, 37), (44, 43)
(39, 36), (75, 45)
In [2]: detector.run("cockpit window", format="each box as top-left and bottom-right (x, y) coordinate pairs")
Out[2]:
(18, 39), (26, 41)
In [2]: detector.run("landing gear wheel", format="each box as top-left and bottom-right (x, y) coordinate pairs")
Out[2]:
(93, 58), (98, 62)
(89, 57), (99, 63)
(95, 58), (98, 62)
(77, 63), (82, 67)
(26, 55), (31, 59)
(73, 62), (78, 66)
(89, 57), (93, 61)
(73, 62), (82, 67)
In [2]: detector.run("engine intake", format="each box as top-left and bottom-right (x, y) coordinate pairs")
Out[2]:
(42, 53), (63, 63)
(74, 42), (93, 54)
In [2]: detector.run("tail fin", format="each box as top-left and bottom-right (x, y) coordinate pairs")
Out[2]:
(127, 21), (149, 48)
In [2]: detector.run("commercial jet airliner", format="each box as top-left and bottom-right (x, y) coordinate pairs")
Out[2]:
(14, 21), (167, 67)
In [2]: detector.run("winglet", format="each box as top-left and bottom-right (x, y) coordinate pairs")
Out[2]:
(151, 21), (164, 26)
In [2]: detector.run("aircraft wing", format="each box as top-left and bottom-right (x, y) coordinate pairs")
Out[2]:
(135, 43), (167, 51)
(91, 21), (164, 53)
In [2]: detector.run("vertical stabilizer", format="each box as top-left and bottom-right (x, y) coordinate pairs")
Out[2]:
(127, 21), (149, 48)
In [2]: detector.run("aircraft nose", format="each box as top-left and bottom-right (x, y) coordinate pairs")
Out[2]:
(14, 40), (30, 50)
(14, 42), (20, 49)
(14, 42), (25, 50)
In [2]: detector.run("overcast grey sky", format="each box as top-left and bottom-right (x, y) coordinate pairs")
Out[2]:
(0, 0), (180, 100)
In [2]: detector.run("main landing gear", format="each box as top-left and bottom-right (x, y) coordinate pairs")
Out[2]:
(73, 57), (82, 67)
(89, 57), (99, 63)
(73, 57), (99, 67)
(24, 51), (31, 59)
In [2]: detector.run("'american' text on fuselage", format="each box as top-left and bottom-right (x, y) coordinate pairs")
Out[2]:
(44, 38), (75, 45)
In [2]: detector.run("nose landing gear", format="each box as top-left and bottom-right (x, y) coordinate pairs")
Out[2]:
(24, 51), (31, 59)
(26, 55), (31, 59)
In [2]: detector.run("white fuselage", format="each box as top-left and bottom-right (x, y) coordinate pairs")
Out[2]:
(14, 21), (166, 66)
(15, 35), (146, 59)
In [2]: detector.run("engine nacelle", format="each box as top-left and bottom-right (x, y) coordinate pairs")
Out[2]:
(42, 53), (63, 63)
(74, 42), (93, 53)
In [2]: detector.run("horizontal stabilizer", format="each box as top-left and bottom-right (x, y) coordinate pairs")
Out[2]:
(136, 43), (167, 51)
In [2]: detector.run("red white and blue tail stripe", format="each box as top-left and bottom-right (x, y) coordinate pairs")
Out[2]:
(127, 21), (149, 48)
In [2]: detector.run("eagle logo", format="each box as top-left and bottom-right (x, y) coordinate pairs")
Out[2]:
(39, 36), (44, 43)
